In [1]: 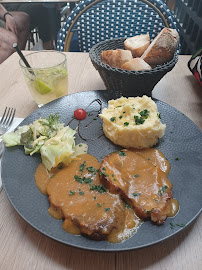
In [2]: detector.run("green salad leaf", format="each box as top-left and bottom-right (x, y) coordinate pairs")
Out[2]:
(2, 113), (79, 170)
(2, 125), (30, 147)
(40, 126), (76, 170)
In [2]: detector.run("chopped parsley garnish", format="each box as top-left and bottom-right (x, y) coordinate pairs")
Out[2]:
(90, 185), (106, 193)
(58, 165), (63, 170)
(158, 185), (168, 196)
(113, 178), (117, 181)
(133, 193), (141, 197)
(175, 158), (179, 160)
(123, 201), (131, 209)
(157, 113), (161, 119)
(93, 196), (96, 200)
(74, 175), (93, 185)
(111, 174), (114, 177)
(134, 115), (145, 125)
(134, 174), (140, 178)
(154, 199), (159, 202)
(79, 163), (86, 172)
(79, 144), (82, 147)
(110, 117), (116, 122)
(146, 208), (154, 214)
(50, 174), (55, 178)
(118, 151), (126, 156)
(134, 109), (150, 125)
(176, 223), (185, 227)
(147, 158), (150, 160)
(105, 208), (110, 212)
(79, 191), (85, 195)
(124, 122), (129, 126)
(139, 109), (150, 119)
(83, 177), (93, 184)
(69, 191), (75, 195)
(74, 175), (83, 182)
(170, 222), (185, 229)
(119, 115), (123, 119)
(99, 171), (109, 177)
(87, 166), (96, 172)
(97, 203), (101, 207)
(74, 175), (82, 182)
(162, 186), (168, 192)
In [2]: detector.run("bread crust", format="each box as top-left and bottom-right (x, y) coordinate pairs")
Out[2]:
(121, 58), (152, 71)
(141, 28), (179, 66)
(101, 49), (133, 68)
(124, 34), (150, 57)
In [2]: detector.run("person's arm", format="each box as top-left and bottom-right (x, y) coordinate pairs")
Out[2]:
(0, 4), (10, 21)
(0, 4), (17, 35)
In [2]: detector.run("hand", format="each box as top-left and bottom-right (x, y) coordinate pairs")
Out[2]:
(5, 14), (17, 36)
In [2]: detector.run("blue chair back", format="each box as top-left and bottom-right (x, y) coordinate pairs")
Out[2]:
(57, 0), (179, 52)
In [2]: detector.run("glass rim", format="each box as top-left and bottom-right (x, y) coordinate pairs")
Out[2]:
(19, 51), (67, 70)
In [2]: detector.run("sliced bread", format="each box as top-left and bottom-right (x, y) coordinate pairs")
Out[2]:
(141, 28), (179, 66)
(101, 49), (133, 68)
(121, 58), (152, 71)
(124, 34), (150, 57)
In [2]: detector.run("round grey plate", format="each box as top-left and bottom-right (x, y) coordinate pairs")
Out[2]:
(2, 90), (202, 252)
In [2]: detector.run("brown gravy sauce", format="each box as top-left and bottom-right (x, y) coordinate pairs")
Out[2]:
(101, 148), (178, 221)
(35, 149), (179, 243)
(134, 148), (171, 176)
(35, 154), (141, 243)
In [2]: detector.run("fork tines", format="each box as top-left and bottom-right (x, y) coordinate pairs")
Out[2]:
(0, 107), (16, 128)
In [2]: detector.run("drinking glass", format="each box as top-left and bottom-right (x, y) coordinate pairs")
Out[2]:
(19, 51), (68, 107)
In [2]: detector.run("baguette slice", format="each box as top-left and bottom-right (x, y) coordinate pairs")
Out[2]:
(141, 28), (179, 66)
(121, 58), (152, 71)
(124, 34), (150, 57)
(101, 49), (133, 68)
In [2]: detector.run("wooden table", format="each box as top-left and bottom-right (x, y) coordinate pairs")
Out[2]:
(0, 53), (202, 270)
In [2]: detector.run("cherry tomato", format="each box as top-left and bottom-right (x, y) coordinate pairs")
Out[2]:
(74, 108), (87, 120)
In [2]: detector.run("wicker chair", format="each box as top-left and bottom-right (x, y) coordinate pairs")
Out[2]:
(57, 0), (179, 52)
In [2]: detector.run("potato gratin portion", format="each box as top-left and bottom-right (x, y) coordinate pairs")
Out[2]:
(99, 96), (166, 148)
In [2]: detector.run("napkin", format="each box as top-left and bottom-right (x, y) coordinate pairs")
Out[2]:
(0, 117), (24, 190)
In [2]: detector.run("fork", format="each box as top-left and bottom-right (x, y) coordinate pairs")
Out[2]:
(0, 107), (16, 136)
(0, 107), (16, 191)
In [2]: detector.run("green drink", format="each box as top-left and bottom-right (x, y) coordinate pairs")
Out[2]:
(20, 51), (68, 107)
